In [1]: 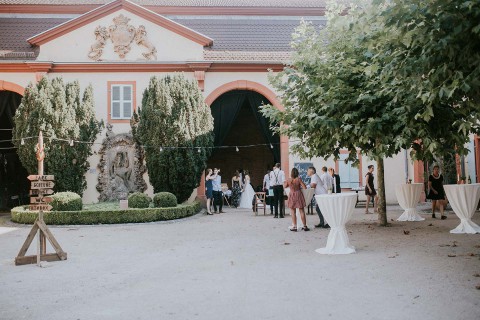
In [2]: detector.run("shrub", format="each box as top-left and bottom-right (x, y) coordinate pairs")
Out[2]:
(11, 202), (200, 225)
(131, 74), (214, 203)
(13, 77), (103, 195)
(153, 192), (177, 208)
(51, 192), (83, 211)
(128, 192), (151, 208)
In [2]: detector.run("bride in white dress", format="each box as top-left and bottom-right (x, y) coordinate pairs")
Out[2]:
(239, 170), (256, 209)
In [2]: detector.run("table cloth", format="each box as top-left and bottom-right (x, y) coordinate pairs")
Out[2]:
(396, 183), (425, 221)
(443, 184), (480, 234)
(315, 193), (357, 254)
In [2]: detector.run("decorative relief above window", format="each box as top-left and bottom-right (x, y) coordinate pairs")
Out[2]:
(88, 14), (157, 61)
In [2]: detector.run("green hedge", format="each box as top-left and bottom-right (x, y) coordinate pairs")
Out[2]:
(128, 192), (151, 208)
(11, 202), (200, 225)
(153, 192), (178, 208)
(51, 192), (83, 211)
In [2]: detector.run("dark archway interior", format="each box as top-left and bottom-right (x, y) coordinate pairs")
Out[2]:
(0, 91), (29, 209)
(208, 90), (280, 188)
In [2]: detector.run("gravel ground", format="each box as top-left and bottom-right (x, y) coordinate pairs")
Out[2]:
(0, 204), (479, 320)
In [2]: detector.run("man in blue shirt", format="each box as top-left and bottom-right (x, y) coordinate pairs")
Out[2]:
(212, 168), (225, 213)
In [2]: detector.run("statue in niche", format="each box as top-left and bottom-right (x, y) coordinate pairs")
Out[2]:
(97, 124), (147, 201)
(88, 14), (157, 61)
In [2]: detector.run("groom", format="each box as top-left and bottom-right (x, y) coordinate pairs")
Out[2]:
(270, 163), (285, 218)
(212, 168), (225, 213)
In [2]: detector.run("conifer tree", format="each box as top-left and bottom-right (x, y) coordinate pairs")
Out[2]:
(132, 74), (214, 203)
(13, 77), (103, 195)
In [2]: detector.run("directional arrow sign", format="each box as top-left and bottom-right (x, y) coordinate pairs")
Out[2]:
(29, 204), (53, 211)
(27, 175), (54, 181)
(30, 197), (53, 204)
(30, 189), (54, 196)
(31, 181), (55, 189)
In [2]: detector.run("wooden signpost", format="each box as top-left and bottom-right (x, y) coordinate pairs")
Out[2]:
(15, 131), (67, 266)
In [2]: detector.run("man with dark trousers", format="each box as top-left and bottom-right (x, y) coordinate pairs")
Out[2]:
(269, 163), (285, 218)
(212, 168), (225, 213)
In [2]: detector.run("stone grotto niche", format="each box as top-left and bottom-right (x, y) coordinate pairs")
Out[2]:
(96, 124), (147, 201)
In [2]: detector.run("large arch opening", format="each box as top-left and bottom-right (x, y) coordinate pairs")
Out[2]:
(207, 90), (280, 188)
(0, 89), (29, 209)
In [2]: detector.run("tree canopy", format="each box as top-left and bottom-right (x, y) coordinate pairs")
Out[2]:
(13, 77), (103, 195)
(132, 74), (214, 203)
(262, 0), (480, 225)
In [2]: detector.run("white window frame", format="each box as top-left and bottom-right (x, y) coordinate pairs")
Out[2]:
(110, 84), (133, 120)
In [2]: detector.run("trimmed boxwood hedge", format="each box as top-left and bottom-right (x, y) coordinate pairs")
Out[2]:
(153, 192), (177, 208)
(128, 192), (151, 208)
(11, 202), (200, 225)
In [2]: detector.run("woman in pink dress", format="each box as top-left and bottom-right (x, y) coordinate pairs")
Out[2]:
(284, 168), (309, 232)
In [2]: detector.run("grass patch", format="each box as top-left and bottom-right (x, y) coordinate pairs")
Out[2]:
(11, 201), (201, 225)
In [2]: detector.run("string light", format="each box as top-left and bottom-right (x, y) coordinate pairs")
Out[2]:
(159, 147), (163, 152)
(197, 148), (201, 153)
(270, 143), (274, 149)
(236, 146), (239, 152)
(21, 138), (25, 145)
(69, 140), (74, 146)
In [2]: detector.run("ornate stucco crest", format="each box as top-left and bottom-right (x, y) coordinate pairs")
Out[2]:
(88, 14), (157, 61)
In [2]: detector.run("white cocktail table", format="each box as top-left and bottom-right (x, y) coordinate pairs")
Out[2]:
(314, 193), (357, 254)
(396, 183), (425, 221)
(443, 184), (480, 234)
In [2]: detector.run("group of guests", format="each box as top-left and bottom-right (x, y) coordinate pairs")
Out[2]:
(204, 168), (257, 215)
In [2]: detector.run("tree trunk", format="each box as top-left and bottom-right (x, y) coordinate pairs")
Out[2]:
(376, 157), (388, 226)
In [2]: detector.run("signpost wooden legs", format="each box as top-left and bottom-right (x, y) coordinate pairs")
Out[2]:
(15, 131), (67, 266)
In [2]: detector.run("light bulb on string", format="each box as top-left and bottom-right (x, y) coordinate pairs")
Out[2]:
(270, 143), (274, 149)
(236, 146), (239, 152)
(197, 148), (201, 153)
(69, 139), (74, 146)
(160, 147), (163, 152)
(21, 138), (25, 145)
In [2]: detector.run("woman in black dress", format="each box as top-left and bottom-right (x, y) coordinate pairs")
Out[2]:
(205, 169), (214, 215)
(427, 165), (446, 219)
(231, 170), (242, 208)
(365, 165), (378, 214)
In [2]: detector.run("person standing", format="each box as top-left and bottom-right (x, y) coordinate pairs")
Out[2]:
(212, 168), (225, 213)
(365, 165), (378, 214)
(328, 167), (342, 193)
(231, 170), (242, 208)
(307, 167), (327, 228)
(427, 165), (446, 219)
(284, 168), (309, 231)
(205, 168), (214, 215)
(239, 170), (256, 209)
(263, 169), (273, 214)
(270, 163), (285, 218)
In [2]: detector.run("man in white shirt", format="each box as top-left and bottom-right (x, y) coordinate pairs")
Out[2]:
(263, 169), (273, 214)
(269, 163), (285, 218)
(308, 166), (330, 228)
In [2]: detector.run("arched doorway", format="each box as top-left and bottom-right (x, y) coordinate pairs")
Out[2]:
(208, 90), (280, 188)
(0, 84), (29, 209)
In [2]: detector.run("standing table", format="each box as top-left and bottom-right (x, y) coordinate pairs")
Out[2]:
(443, 184), (480, 234)
(315, 193), (357, 254)
(396, 183), (425, 221)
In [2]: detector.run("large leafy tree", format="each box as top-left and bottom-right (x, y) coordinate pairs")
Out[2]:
(263, 2), (401, 226)
(13, 77), (103, 195)
(373, 0), (480, 161)
(263, 0), (480, 226)
(132, 74), (214, 203)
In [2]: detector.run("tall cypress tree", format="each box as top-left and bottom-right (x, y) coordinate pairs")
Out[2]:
(132, 74), (214, 203)
(12, 77), (103, 195)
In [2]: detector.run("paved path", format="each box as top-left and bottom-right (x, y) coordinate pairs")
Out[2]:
(0, 206), (479, 320)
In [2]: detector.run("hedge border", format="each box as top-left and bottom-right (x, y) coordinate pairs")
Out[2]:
(11, 202), (201, 225)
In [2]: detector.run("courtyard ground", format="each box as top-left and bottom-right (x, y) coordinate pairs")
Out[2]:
(0, 204), (479, 320)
